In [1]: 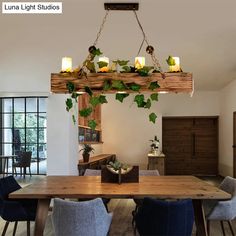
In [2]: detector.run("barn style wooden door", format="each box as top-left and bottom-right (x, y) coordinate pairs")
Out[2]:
(163, 117), (218, 175)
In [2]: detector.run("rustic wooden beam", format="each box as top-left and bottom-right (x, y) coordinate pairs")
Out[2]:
(51, 72), (193, 94)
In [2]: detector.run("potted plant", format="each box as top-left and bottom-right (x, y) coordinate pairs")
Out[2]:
(80, 144), (94, 162)
(150, 135), (160, 154)
(102, 160), (139, 184)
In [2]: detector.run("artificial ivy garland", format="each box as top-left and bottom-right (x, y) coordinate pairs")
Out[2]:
(65, 47), (177, 130)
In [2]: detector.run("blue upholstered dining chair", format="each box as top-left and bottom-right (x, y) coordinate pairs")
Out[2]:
(134, 197), (194, 236)
(0, 176), (38, 236)
(52, 198), (113, 236)
(132, 169), (160, 225)
(204, 176), (236, 236)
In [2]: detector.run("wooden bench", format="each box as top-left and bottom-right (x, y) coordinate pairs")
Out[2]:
(78, 154), (116, 175)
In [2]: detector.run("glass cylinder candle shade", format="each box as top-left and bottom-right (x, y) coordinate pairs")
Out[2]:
(135, 57), (145, 69)
(61, 57), (72, 72)
(169, 57), (180, 72)
(98, 56), (109, 72)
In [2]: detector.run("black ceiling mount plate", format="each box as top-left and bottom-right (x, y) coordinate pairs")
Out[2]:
(104, 3), (139, 11)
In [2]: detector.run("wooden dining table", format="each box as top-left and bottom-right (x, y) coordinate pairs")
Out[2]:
(9, 175), (231, 236)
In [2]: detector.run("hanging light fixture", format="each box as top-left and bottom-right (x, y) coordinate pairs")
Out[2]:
(51, 3), (193, 129)
(52, 2), (192, 94)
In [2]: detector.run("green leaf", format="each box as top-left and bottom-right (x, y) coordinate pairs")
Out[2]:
(84, 86), (93, 96)
(134, 94), (145, 107)
(166, 56), (176, 66)
(115, 93), (129, 103)
(89, 96), (100, 107)
(148, 81), (160, 90)
(66, 82), (75, 93)
(88, 120), (97, 130)
(86, 61), (96, 73)
(79, 107), (92, 117)
(145, 98), (151, 109)
(71, 92), (81, 101)
(91, 48), (102, 56)
(72, 114), (76, 124)
(97, 61), (108, 68)
(113, 60), (129, 66)
(103, 80), (112, 91)
(129, 83), (141, 92)
(137, 66), (153, 76)
(112, 80), (127, 91)
(65, 98), (73, 111)
(150, 93), (159, 101)
(99, 95), (108, 104)
(121, 65), (131, 73)
(149, 112), (157, 123)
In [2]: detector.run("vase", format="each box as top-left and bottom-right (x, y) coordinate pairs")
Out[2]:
(83, 153), (90, 162)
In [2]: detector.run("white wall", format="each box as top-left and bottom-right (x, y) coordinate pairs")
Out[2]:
(102, 91), (220, 169)
(47, 94), (78, 175)
(0, 2), (228, 175)
(219, 79), (236, 176)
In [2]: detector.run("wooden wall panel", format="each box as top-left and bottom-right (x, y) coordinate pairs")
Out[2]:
(78, 94), (101, 130)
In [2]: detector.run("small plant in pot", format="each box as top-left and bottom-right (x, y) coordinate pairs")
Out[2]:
(80, 144), (94, 162)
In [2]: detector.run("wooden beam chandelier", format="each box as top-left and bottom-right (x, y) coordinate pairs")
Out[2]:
(51, 2), (193, 95)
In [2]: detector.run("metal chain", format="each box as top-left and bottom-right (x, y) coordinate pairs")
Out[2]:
(79, 9), (165, 79)
(93, 10), (110, 46)
(133, 10), (163, 74)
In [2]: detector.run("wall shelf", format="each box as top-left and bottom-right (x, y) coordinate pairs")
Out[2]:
(79, 125), (102, 143)
(51, 72), (193, 94)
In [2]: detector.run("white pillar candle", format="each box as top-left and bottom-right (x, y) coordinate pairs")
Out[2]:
(169, 57), (180, 72)
(61, 57), (72, 72)
(98, 56), (109, 72)
(135, 57), (145, 69)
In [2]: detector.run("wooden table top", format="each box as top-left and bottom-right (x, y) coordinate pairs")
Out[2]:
(9, 176), (231, 200)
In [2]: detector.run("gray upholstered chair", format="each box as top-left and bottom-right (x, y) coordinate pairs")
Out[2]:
(84, 169), (101, 176)
(139, 169), (160, 176)
(52, 198), (113, 236)
(204, 176), (236, 236)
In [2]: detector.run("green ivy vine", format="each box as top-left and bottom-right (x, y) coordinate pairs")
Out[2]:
(64, 47), (174, 130)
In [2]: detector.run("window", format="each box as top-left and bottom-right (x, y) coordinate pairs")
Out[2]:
(0, 97), (47, 175)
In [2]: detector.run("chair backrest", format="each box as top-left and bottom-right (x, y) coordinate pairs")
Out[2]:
(0, 176), (21, 200)
(220, 176), (236, 197)
(84, 169), (101, 176)
(84, 169), (160, 176)
(139, 170), (160, 176)
(52, 198), (112, 236)
(135, 198), (194, 236)
(206, 176), (236, 221)
(17, 151), (32, 167)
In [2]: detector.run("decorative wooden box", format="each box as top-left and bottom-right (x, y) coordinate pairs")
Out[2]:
(101, 166), (139, 184)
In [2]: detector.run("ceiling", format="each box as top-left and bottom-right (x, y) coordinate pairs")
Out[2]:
(1, 0), (236, 91)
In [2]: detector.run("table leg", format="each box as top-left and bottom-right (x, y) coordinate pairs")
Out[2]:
(192, 199), (208, 236)
(12, 157), (14, 175)
(3, 158), (6, 177)
(6, 158), (9, 176)
(34, 199), (51, 236)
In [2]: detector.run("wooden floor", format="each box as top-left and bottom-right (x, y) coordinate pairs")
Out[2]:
(0, 175), (235, 236)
